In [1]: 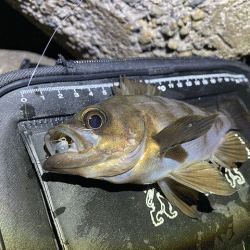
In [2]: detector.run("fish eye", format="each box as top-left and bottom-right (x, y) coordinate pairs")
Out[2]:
(82, 108), (107, 129)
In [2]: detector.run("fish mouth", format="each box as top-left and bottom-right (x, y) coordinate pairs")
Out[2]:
(44, 125), (93, 170)
(45, 127), (81, 156)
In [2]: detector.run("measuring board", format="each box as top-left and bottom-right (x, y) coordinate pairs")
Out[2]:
(19, 73), (248, 103)
(16, 70), (250, 250)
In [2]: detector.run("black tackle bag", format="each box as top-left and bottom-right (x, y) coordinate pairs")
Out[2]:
(0, 56), (250, 250)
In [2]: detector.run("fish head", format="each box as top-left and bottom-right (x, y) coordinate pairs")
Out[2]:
(43, 97), (146, 179)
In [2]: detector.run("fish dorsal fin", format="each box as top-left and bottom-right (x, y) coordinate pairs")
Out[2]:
(169, 160), (235, 195)
(113, 76), (162, 96)
(211, 131), (250, 169)
(152, 114), (218, 155)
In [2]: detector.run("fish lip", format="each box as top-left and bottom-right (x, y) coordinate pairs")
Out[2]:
(43, 151), (82, 171)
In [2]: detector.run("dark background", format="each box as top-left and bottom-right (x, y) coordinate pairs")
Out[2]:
(0, 1), (74, 60)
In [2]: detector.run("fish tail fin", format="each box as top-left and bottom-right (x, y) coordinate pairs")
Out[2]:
(214, 95), (250, 168)
(217, 95), (250, 131)
(211, 131), (250, 169)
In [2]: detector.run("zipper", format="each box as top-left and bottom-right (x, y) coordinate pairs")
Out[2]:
(56, 56), (188, 65)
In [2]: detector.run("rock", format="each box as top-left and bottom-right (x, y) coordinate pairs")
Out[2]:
(160, 26), (175, 38)
(154, 36), (166, 48)
(150, 0), (163, 4)
(169, 19), (178, 31)
(153, 49), (167, 57)
(191, 9), (205, 21)
(150, 5), (164, 18)
(139, 30), (155, 45)
(3, 0), (250, 60)
(178, 51), (192, 57)
(177, 19), (184, 27)
(192, 20), (203, 30)
(180, 26), (190, 36)
(168, 39), (179, 50)
(189, 0), (206, 8)
(193, 39), (205, 50)
(0, 49), (55, 74)
(200, 26), (213, 36)
(183, 15), (191, 25)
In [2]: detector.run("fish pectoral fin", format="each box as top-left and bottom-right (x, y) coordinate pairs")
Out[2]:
(211, 131), (250, 169)
(163, 145), (188, 163)
(113, 76), (162, 96)
(169, 160), (235, 195)
(158, 177), (200, 218)
(152, 114), (218, 155)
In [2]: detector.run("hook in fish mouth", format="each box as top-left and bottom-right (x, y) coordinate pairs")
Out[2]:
(44, 125), (92, 157)
(45, 133), (76, 156)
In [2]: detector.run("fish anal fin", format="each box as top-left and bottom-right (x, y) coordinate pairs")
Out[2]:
(164, 145), (188, 163)
(152, 114), (218, 155)
(170, 160), (236, 196)
(113, 76), (162, 96)
(211, 131), (250, 169)
(158, 178), (198, 218)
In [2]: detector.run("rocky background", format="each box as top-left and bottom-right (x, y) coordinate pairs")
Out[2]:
(1, 0), (250, 72)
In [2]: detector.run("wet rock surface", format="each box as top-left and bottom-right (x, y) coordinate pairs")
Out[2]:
(3, 0), (250, 60)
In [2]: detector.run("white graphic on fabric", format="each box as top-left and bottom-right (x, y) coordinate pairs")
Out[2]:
(225, 168), (246, 188)
(145, 188), (178, 227)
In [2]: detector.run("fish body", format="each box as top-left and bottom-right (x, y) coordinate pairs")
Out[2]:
(94, 95), (230, 185)
(44, 77), (250, 217)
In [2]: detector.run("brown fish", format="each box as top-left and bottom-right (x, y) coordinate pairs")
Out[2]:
(43, 77), (250, 218)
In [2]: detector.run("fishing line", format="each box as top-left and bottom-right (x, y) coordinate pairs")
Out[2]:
(24, 0), (83, 120)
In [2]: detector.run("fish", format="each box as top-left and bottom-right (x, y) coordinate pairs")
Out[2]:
(43, 76), (250, 218)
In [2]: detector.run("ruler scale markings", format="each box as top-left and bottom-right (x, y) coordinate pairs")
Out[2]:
(20, 73), (249, 97)
(145, 73), (247, 84)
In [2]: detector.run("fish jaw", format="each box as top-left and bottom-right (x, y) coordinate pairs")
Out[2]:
(43, 148), (108, 174)
(43, 122), (98, 170)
